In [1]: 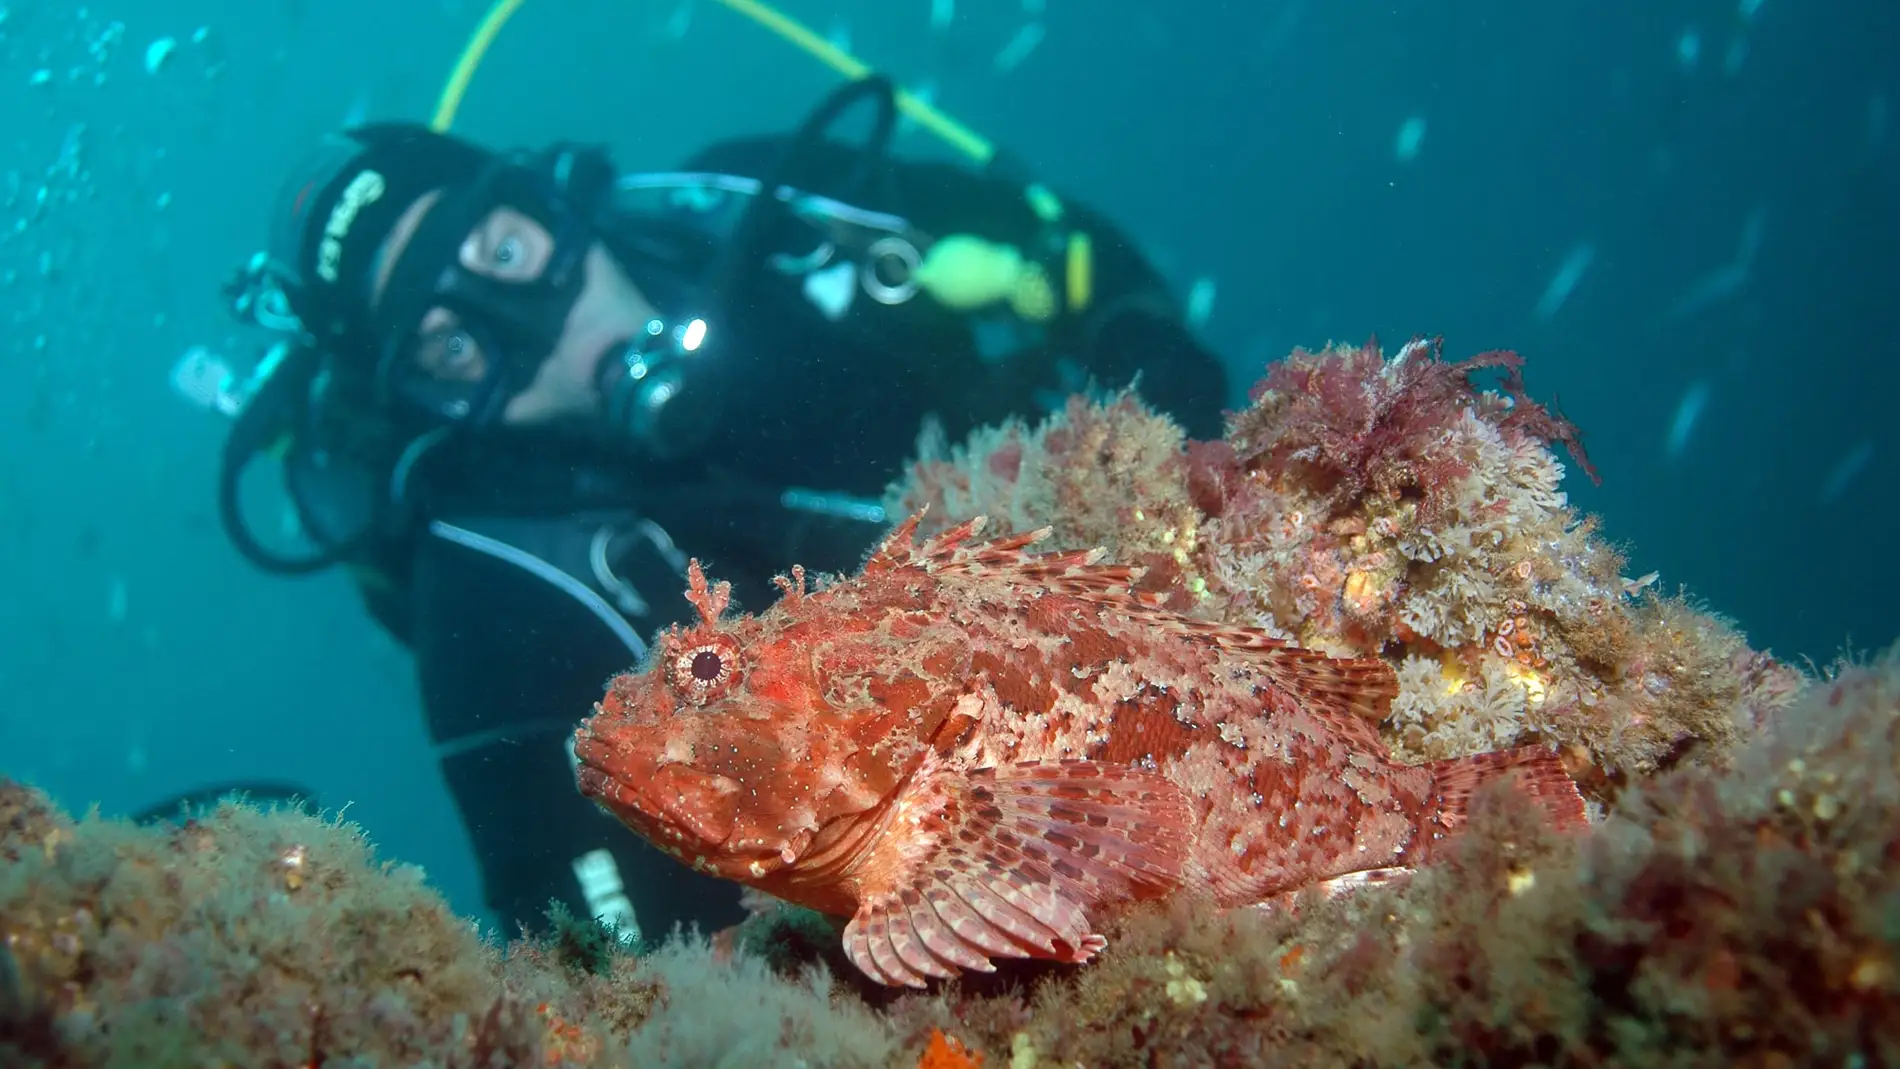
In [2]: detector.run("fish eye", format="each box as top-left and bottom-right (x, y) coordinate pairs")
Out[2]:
(689, 649), (723, 681)
(666, 633), (744, 706)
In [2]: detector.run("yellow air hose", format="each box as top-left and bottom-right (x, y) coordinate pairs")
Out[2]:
(426, 0), (1092, 311)
(430, 0), (993, 166)
(429, 0), (529, 134)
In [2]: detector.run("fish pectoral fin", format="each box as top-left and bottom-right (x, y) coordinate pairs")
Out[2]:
(841, 759), (1193, 988)
(1422, 745), (1590, 850)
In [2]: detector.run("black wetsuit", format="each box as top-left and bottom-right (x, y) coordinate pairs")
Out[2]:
(352, 135), (1229, 942)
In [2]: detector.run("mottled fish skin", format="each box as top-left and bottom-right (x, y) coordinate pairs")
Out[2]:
(573, 512), (1588, 987)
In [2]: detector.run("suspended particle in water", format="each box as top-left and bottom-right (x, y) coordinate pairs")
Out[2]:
(1816, 440), (1874, 506)
(1664, 380), (1711, 462)
(1676, 28), (1701, 70)
(1186, 277), (1216, 331)
(109, 576), (129, 623)
(144, 36), (176, 74)
(994, 22), (1044, 72)
(898, 80), (937, 139)
(1534, 242), (1595, 321)
(826, 16), (851, 54)
(661, 2), (692, 41)
(1393, 115), (1426, 163)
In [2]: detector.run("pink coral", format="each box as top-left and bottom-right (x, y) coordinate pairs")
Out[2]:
(894, 393), (1209, 608)
(1230, 336), (1597, 524)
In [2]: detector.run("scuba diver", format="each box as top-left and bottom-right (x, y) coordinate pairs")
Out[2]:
(177, 77), (1229, 944)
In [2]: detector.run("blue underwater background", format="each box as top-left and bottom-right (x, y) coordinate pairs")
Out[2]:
(0, 0), (1893, 929)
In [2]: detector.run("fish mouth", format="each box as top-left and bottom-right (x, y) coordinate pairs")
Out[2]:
(644, 764), (741, 845)
(572, 731), (805, 878)
(570, 733), (626, 799)
(572, 736), (741, 848)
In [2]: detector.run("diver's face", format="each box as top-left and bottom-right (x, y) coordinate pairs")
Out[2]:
(373, 192), (655, 426)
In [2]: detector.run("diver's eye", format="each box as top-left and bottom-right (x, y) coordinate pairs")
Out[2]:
(665, 633), (744, 706)
(462, 208), (553, 281)
(415, 321), (486, 382)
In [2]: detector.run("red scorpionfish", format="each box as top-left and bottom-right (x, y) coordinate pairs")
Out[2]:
(574, 512), (1588, 987)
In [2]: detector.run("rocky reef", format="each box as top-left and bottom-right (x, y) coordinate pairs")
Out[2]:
(0, 782), (899, 1068)
(3, 337), (1890, 1067)
(5, 650), (1896, 1066)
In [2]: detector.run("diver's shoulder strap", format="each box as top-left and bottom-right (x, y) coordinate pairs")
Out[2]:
(423, 511), (694, 663)
(674, 134), (796, 181)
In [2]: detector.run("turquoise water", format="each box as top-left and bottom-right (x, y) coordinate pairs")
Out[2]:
(0, 0), (1891, 927)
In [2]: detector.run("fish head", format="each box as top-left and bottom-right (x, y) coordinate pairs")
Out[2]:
(573, 556), (963, 889)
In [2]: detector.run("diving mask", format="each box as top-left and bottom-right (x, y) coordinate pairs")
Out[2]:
(369, 145), (614, 428)
(369, 145), (732, 462)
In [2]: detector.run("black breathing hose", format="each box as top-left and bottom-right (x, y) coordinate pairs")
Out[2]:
(706, 74), (900, 321)
(218, 438), (367, 577)
(214, 342), (372, 576)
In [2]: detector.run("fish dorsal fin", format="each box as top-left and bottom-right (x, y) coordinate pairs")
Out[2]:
(876, 510), (1147, 597)
(841, 757), (1193, 988)
(868, 510), (1011, 570)
(865, 513), (1399, 745)
(865, 508), (988, 573)
(1096, 602), (1399, 749)
(1124, 611), (1398, 729)
(863, 508), (930, 573)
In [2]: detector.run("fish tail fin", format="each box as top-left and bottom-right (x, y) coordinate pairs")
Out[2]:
(1425, 745), (1589, 843)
